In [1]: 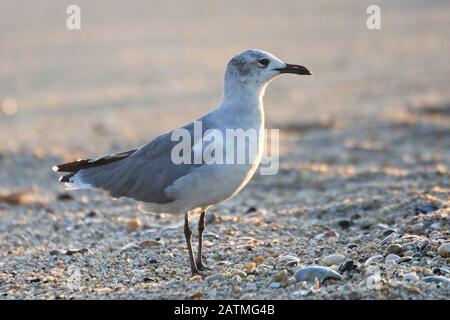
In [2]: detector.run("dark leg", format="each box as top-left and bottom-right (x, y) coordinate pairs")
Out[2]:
(196, 210), (211, 271)
(184, 212), (199, 275)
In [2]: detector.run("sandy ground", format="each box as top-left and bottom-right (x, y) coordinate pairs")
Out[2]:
(0, 0), (449, 299)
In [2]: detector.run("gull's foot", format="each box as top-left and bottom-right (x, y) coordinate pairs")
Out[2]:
(196, 263), (213, 272)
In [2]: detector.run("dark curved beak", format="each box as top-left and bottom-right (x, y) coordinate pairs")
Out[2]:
(274, 64), (312, 75)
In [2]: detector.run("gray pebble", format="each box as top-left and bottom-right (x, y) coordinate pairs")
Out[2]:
(339, 260), (354, 273)
(294, 266), (342, 283)
(385, 244), (403, 255)
(422, 276), (450, 285)
(365, 255), (384, 265)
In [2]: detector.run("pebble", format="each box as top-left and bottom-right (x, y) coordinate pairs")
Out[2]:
(337, 220), (352, 229)
(365, 255), (384, 265)
(65, 248), (90, 255)
(205, 212), (216, 224)
(240, 293), (254, 300)
(437, 243), (450, 257)
(49, 249), (64, 256)
(294, 266), (342, 283)
(403, 272), (419, 282)
(244, 262), (256, 271)
(415, 204), (439, 214)
(127, 219), (141, 231)
(396, 257), (413, 264)
(380, 232), (397, 245)
(190, 275), (202, 281)
(253, 256), (265, 264)
(139, 239), (162, 248)
(206, 274), (224, 283)
(233, 270), (247, 279)
(411, 223), (424, 233)
(339, 260), (354, 273)
(422, 276), (450, 285)
(323, 254), (345, 266)
(271, 270), (289, 282)
(432, 267), (450, 276)
(276, 255), (299, 267)
(385, 254), (401, 263)
(315, 230), (339, 239)
(57, 193), (74, 201)
(385, 244), (403, 255)
(417, 240), (429, 252)
(269, 281), (281, 288)
(121, 243), (142, 252)
(382, 229), (397, 237)
(403, 250), (414, 257)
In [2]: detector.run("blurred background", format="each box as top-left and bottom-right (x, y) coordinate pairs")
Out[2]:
(1, 0), (449, 152)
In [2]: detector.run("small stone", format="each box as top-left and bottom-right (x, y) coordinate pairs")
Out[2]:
(127, 219), (141, 231)
(49, 249), (63, 256)
(432, 267), (450, 276)
(139, 239), (162, 248)
(382, 229), (397, 237)
(385, 244), (403, 255)
(190, 275), (202, 281)
(271, 270), (289, 282)
(253, 256), (265, 264)
(415, 204), (439, 214)
(411, 223), (424, 233)
(422, 276), (450, 285)
(269, 281), (281, 288)
(65, 248), (90, 256)
(365, 255), (384, 265)
(417, 240), (429, 252)
(339, 260), (354, 273)
(276, 255), (300, 267)
(315, 230), (339, 239)
(380, 232), (397, 245)
(322, 254), (345, 266)
(57, 193), (74, 201)
(86, 211), (97, 217)
(240, 293), (254, 300)
(120, 243), (140, 251)
(403, 250), (414, 257)
(233, 270), (247, 279)
(437, 243), (450, 257)
(190, 291), (203, 299)
(337, 220), (352, 229)
(385, 254), (401, 263)
(429, 231), (443, 239)
(246, 207), (257, 213)
(206, 274), (224, 283)
(403, 272), (419, 282)
(396, 257), (413, 264)
(294, 266), (342, 283)
(205, 212), (216, 224)
(244, 262), (256, 271)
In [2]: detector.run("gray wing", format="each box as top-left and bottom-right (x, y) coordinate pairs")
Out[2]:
(64, 121), (207, 203)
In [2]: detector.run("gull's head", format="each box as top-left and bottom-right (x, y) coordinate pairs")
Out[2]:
(225, 49), (311, 91)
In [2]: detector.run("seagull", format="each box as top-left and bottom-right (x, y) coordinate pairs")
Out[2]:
(53, 49), (311, 275)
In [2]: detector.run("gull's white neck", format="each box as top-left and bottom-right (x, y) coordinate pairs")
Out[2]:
(217, 78), (267, 130)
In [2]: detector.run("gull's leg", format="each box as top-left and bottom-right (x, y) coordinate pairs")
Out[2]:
(196, 210), (212, 271)
(184, 212), (200, 275)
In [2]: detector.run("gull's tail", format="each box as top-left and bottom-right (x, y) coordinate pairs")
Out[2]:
(52, 149), (137, 190)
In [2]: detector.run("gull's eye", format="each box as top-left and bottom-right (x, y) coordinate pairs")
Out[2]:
(258, 58), (270, 67)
